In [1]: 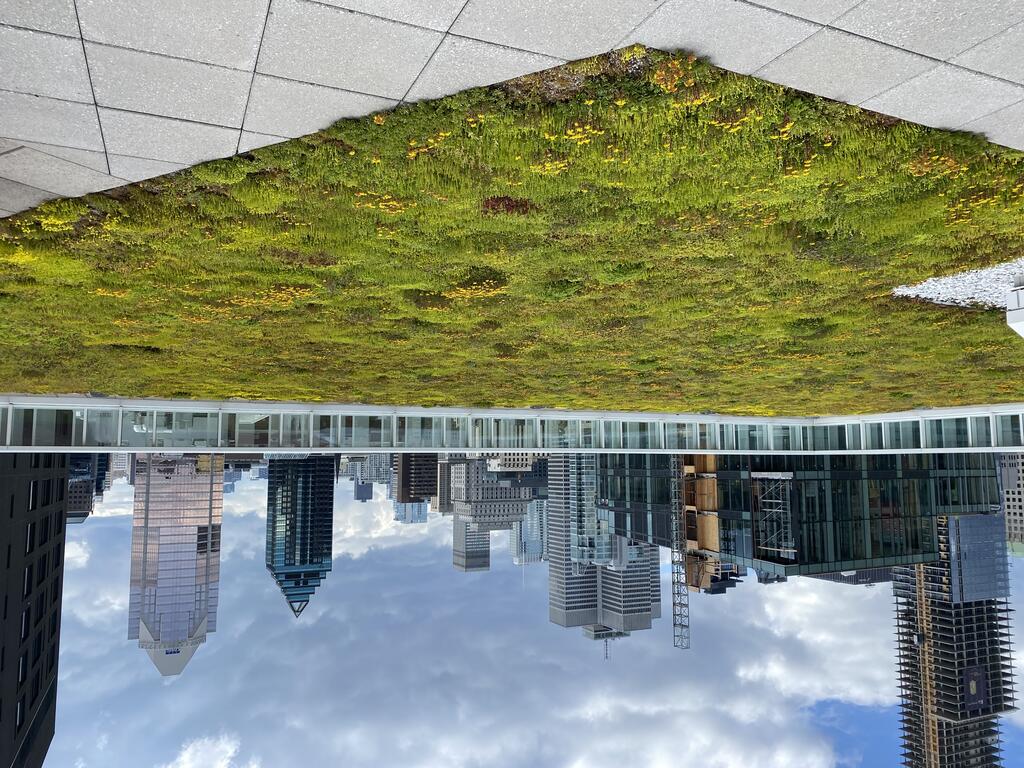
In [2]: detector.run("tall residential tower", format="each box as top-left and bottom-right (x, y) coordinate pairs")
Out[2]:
(0, 454), (68, 768)
(266, 456), (336, 617)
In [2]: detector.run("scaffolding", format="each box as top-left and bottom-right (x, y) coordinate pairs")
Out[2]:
(752, 471), (796, 560)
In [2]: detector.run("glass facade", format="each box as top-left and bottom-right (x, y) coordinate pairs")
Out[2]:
(591, 453), (1001, 578)
(127, 454), (224, 676)
(2, 399), (1024, 455)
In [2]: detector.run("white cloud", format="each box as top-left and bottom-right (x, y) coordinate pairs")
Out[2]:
(93, 478), (134, 517)
(223, 480), (268, 519)
(157, 734), (260, 768)
(65, 539), (91, 570)
(330, 480), (450, 559)
(730, 576), (897, 707)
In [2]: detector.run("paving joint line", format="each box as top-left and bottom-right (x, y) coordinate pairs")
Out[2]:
(399, 0), (474, 105)
(737, 0), (1024, 89)
(237, 0), (276, 152)
(954, 94), (1024, 131)
(0, 142), (132, 180)
(851, 61), (943, 109)
(70, 0), (110, 175)
(250, 71), (400, 104)
(91, 104), (243, 132)
(612, 0), (673, 50)
(0, 133), (283, 169)
(297, 0), (451, 35)
(81, 38), (253, 75)
(0, 85), (96, 107)
(0, 135), (176, 165)
(940, 14), (1024, 64)
(289, 0), (569, 62)
(0, 172), (63, 198)
(0, 21), (80, 40)
(751, 23), (822, 77)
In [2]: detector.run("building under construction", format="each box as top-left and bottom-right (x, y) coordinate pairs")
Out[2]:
(893, 512), (1015, 767)
(711, 454), (1001, 578)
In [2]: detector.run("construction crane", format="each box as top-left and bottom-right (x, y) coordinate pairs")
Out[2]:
(670, 458), (690, 650)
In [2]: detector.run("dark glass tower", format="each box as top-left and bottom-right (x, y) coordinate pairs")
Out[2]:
(894, 513), (1016, 767)
(392, 454), (438, 503)
(597, 454), (1002, 577)
(0, 454), (68, 768)
(266, 457), (336, 617)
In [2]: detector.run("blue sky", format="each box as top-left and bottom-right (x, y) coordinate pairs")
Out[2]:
(50, 476), (1024, 768)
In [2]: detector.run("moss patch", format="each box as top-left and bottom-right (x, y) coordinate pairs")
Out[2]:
(2, 47), (1024, 415)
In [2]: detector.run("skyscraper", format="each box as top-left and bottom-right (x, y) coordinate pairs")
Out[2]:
(109, 451), (130, 482)
(453, 518), (491, 572)
(894, 513), (1016, 767)
(510, 499), (547, 565)
(265, 456), (335, 617)
(0, 454), (68, 768)
(450, 459), (533, 531)
(128, 454), (223, 677)
(597, 454), (1002, 578)
(349, 454), (392, 486)
(435, 456), (467, 517)
(998, 453), (1024, 544)
(66, 454), (97, 525)
(548, 455), (661, 638)
(449, 458), (533, 573)
(392, 454), (439, 503)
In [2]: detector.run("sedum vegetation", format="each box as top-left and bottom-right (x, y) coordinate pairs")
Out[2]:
(2, 47), (1024, 415)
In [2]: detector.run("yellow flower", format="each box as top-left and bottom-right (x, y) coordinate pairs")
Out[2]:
(373, 114), (386, 125)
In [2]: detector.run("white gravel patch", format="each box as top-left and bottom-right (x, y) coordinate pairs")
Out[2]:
(892, 258), (1024, 309)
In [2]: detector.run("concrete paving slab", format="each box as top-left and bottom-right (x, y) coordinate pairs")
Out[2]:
(758, 28), (936, 105)
(750, 0), (862, 24)
(961, 99), (1024, 151)
(245, 75), (396, 137)
(0, 209), (15, 217)
(0, 147), (125, 195)
(238, 131), (289, 153)
(453, 0), (660, 60)
(407, 35), (562, 102)
(833, 0), (1024, 61)
(0, 91), (104, 150)
(3, 139), (108, 172)
(107, 154), (187, 182)
(98, 108), (239, 165)
(0, 139), (20, 154)
(86, 43), (251, 128)
(0, 176), (54, 210)
(306, 0), (468, 31)
(0, 25), (92, 102)
(258, 0), (442, 99)
(0, 0), (79, 36)
(861, 64), (1024, 130)
(628, 0), (819, 75)
(952, 22), (1024, 86)
(75, 0), (270, 69)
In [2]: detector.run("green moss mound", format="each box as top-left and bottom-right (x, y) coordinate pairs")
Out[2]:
(2, 47), (1023, 415)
